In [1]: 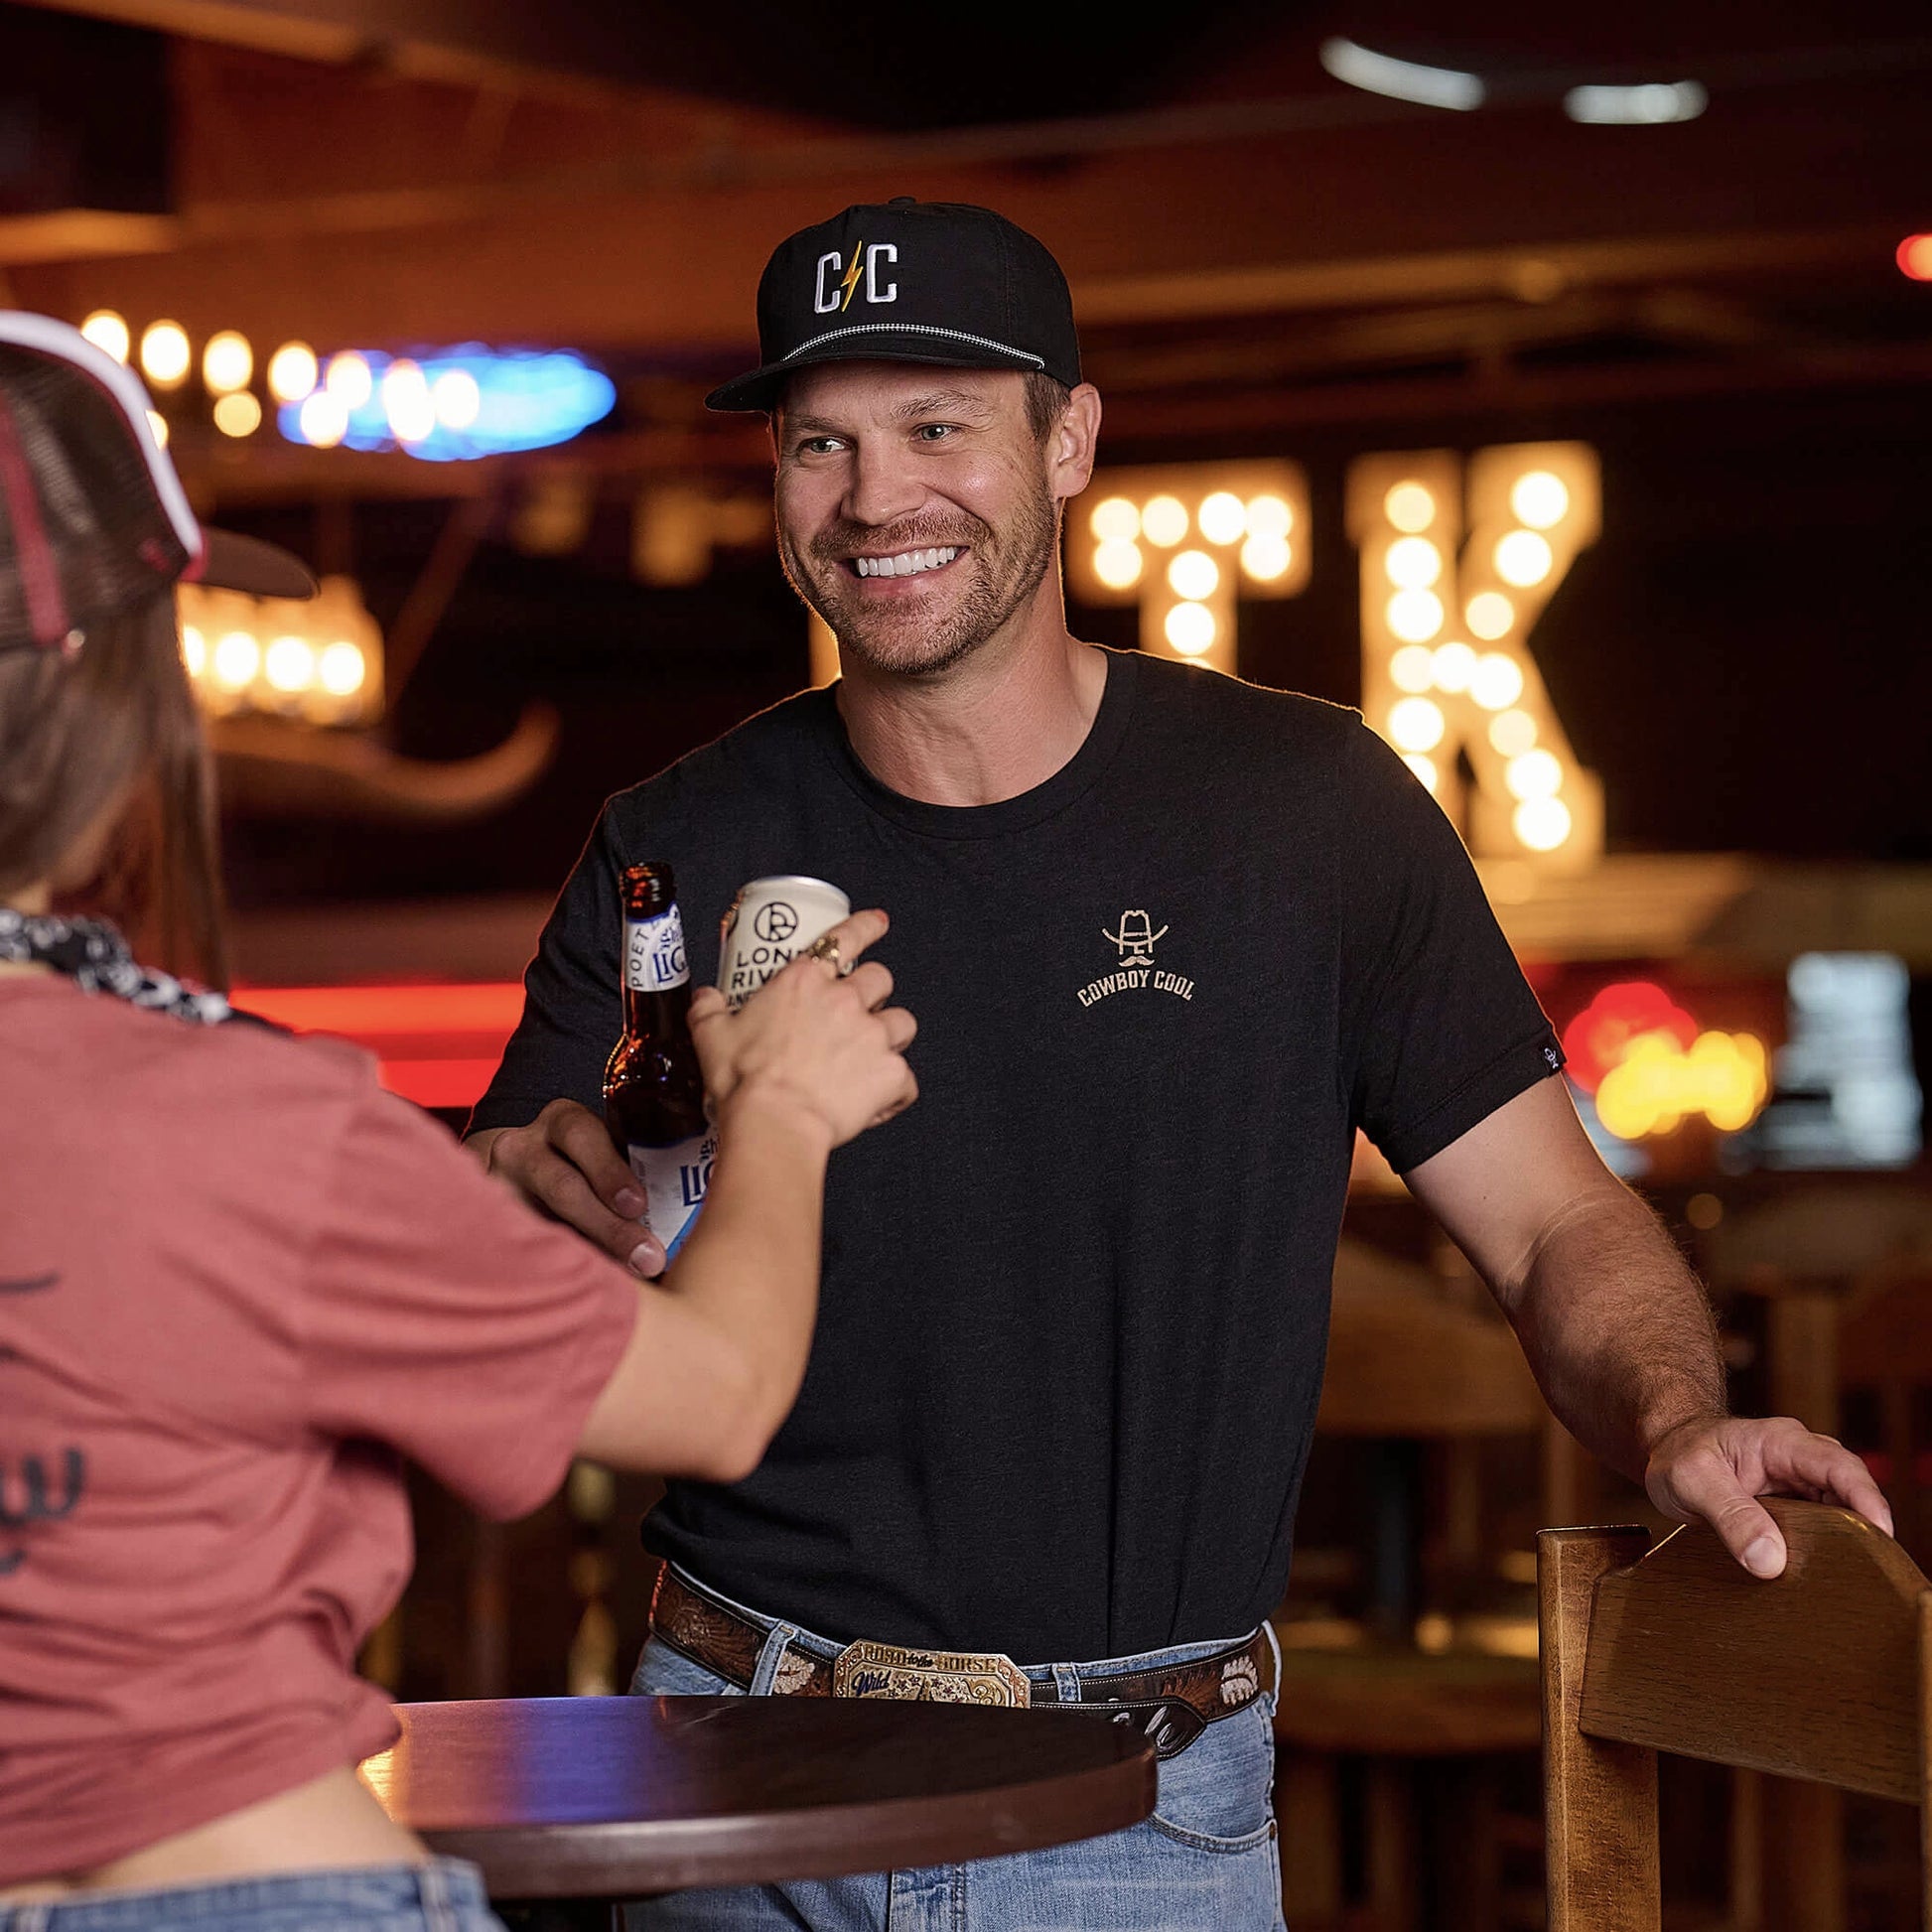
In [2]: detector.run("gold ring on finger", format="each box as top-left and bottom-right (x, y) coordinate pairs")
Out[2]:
(805, 931), (850, 976)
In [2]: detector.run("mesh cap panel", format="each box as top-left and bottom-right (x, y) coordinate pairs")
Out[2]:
(0, 343), (190, 651)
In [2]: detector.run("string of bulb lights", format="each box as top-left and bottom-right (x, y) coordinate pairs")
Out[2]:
(73, 311), (614, 462)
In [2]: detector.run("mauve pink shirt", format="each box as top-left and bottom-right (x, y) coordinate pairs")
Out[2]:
(0, 974), (637, 1885)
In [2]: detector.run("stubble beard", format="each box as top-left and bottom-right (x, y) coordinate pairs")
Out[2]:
(778, 479), (1062, 680)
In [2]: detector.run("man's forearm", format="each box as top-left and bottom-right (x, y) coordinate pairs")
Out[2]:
(1503, 1182), (1726, 1483)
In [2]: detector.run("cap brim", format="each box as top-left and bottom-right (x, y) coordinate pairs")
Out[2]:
(706, 338), (1047, 413)
(189, 527), (317, 601)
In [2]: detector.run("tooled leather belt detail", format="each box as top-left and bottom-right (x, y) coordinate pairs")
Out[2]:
(648, 1568), (1275, 1760)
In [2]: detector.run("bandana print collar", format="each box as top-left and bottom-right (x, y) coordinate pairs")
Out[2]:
(0, 908), (231, 1025)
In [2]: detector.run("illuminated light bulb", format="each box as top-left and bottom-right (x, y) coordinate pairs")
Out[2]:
(212, 392), (262, 438)
(1093, 541), (1143, 590)
(1198, 491), (1247, 545)
(1089, 496), (1140, 543)
(139, 322), (191, 388)
(325, 351), (373, 410)
(1565, 79), (1708, 126)
(1321, 36), (1484, 110)
(1432, 640), (1477, 692)
(264, 634), (315, 694)
(1141, 495), (1188, 547)
(202, 331), (252, 395)
(432, 367), (482, 431)
(1168, 549), (1219, 600)
(1244, 494), (1294, 540)
(1387, 589), (1445, 644)
(298, 390), (349, 449)
(1165, 602), (1216, 655)
(1505, 749), (1564, 800)
(267, 342), (319, 403)
(1388, 696), (1446, 753)
(1593, 1031), (1768, 1142)
(1470, 651), (1524, 711)
(1466, 591), (1515, 639)
(211, 629), (259, 691)
(382, 359), (435, 443)
(1385, 536), (1443, 591)
(1495, 528), (1554, 588)
(1513, 795), (1573, 852)
(1384, 482), (1435, 532)
(1701, 1033), (1770, 1133)
(1402, 753), (1439, 791)
(1510, 471), (1570, 529)
(1240, 535), (1292, 581)
(179, 624), (207, 679)
(1489, 707), (1538, 757)
(1390, 644), (1437, 693)
(79, 310), (130, 364)
(146, 410), (169, 449)
(318, 640), (367, 698)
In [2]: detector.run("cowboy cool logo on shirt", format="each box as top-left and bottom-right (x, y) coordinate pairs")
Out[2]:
(1075, 909), (1195, 1009)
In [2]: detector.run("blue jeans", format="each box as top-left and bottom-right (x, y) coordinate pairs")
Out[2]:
(624, 1571), (1286, 1932)
(0, 1859), (504, 1932)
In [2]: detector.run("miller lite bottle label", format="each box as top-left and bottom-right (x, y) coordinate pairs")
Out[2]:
(605, 864), (713, 1262)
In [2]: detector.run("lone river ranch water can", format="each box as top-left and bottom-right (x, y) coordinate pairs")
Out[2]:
(717, 875), (851, 1009)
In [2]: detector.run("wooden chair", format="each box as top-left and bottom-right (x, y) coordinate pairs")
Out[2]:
(1539, 1498), (1931, 1932)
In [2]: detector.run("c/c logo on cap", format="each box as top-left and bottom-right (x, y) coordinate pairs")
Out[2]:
(814, 242), (899, 315)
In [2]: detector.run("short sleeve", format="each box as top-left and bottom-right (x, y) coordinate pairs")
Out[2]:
(468, 806), (630, 1133)
(1337, 722), (1565, 1173)
(305, 1079), (638, 1519)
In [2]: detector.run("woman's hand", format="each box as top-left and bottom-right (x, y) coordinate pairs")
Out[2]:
(689, 908), (917, 1149)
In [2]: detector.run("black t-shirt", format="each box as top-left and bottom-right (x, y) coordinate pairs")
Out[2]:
(473, 648), (1562, 1662)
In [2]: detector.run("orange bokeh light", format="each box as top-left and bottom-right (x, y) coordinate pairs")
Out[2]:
(1897, 234), (1932, 282)
(1561, 981), (1699, 1096)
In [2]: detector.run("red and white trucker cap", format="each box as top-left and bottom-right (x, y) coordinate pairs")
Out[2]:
(0, 311), (314, 655)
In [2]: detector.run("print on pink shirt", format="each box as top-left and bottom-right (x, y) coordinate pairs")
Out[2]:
(0, 1447), (86, 1575)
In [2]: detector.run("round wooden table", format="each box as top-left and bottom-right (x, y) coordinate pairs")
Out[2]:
(359, 1695), (1156, 1903)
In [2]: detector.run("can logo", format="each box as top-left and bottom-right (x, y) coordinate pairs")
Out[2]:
(753, 900), (799, 943)
(720, 875), (850, 1009)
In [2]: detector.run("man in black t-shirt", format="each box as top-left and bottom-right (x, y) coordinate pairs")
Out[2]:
(469, 199), (1887, 1931)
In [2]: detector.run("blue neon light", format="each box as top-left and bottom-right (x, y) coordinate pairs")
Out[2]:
(278, 345), (616, 461)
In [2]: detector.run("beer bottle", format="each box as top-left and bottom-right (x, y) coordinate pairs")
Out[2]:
(604, 863), (714, 1263)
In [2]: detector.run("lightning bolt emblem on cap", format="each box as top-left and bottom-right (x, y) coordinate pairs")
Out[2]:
(839, 243), (867, 311)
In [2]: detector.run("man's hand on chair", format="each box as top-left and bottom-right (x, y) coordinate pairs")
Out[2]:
(1645, 1413), (1895, 1579)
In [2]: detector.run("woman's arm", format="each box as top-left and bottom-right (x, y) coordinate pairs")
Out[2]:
(574, 910), (915, 1480)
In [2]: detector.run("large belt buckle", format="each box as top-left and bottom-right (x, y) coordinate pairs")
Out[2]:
(831, 1638), (1032, 1708)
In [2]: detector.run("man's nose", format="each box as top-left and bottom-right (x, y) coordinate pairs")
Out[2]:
(844, 443), (925, 529)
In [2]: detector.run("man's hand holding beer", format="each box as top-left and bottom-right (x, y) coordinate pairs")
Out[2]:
(471, 908), (915, 1277)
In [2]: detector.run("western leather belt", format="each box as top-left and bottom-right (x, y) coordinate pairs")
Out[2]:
(648, 1567), (1275, 1761)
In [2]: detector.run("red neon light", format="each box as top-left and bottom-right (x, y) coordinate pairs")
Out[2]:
(230, 982), (527, 1111)
(1562, 980), (1699, 1096)
(232, 983), (525, 1036)
(1897, 234), (1932, 282)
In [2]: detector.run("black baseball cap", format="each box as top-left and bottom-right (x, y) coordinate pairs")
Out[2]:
(0, 311), (315, 656)
(706, 198), (1082, 413)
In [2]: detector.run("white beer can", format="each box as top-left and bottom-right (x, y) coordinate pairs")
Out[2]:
(718, 875), (852, 1009)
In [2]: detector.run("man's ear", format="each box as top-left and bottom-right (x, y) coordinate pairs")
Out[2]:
(1048, 383), (1103, 505)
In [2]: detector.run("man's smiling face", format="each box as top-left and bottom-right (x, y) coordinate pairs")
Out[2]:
(771, 362), (1063, 679)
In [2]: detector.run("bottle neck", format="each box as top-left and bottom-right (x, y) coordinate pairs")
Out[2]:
(622, 980), (692, 1042)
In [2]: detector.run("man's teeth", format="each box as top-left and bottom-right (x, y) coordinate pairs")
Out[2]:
(855, 546), (959, 579)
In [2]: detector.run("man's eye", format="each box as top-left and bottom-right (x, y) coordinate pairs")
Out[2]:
(798, 436), (845, 457)
(914, 424), (957, 443)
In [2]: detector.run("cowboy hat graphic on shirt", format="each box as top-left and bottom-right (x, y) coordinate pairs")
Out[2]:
(1102, 910), (1169, 966)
